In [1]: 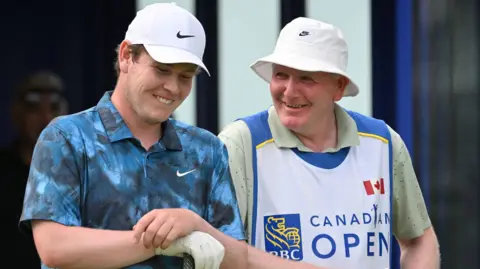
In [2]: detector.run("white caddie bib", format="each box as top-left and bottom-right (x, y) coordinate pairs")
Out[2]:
(240, 109), (401, 269)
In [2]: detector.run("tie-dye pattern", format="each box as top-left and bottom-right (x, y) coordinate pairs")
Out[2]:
(20, 91), (245, 269)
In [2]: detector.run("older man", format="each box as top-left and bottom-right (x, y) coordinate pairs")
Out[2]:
(219, 17), (440, 269)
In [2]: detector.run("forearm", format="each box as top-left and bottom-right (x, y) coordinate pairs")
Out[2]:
(401, 243), (440, 269)
(197, 222), (247, 269)
(33, 222), (154, 269)
(198, 222), (326, 269)
(400, 228), (440, 269)
(247, 244), (329, 269)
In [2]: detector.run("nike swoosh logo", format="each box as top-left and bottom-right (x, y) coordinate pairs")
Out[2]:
(177, 31), (195, 39)
(176, 169), (196, 177)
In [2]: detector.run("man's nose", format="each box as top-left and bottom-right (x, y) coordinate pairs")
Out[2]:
(163, 75), (180, 95)
(283, 78), (300, 98)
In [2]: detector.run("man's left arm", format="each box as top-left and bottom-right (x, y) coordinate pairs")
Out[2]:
(388, 126), (440, 269)
(204, 141), (248, 269)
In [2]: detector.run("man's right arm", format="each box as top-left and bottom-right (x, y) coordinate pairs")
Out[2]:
(197, 222), (325, 269)
(20, 123), (154, 269)
(32, 221), (154, 269)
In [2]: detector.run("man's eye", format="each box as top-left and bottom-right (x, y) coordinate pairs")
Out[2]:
(157, 68), (170, 73)
(275, 72), (288, 78)
(180, 73), (195, 79)
(300, 76), (314, 82)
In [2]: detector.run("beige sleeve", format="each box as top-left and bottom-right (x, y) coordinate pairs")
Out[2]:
(388, 125), (432, 240)
(218, 120), (254, 242)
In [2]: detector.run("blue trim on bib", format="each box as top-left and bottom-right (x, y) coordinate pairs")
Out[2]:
(347, 110), (389, 138)
(291, 147), (350, 169)
(347, 109), (401, 269)
(237, 109), (271, 246)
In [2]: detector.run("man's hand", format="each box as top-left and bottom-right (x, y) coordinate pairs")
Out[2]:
(155, 231), (225, 269)
(133, 208), (202, 249)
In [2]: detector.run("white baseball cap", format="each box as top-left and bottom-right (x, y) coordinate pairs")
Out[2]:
(125, 3), (209, 75)
(250, 17), (359, 97)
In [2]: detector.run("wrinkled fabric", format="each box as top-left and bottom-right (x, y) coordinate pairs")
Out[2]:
(20, 91), (245, 269)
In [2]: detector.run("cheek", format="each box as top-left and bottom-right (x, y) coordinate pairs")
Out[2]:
(179, 81), (193, 98)
(303, 86), (332, 102)
(130, 68), (156, 89)
(269, 83), (284, 98)
(302, 91), (318, 102)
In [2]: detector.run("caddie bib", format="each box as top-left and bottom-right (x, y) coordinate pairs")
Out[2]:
(240, 109), (401, 269)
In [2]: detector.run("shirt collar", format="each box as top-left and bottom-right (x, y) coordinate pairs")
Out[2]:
(161, 120), (183, 151)
(268, 103), (360, 152)
(97, 91), (182, 151)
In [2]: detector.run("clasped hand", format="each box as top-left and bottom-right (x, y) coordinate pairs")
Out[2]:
(132, 208), (225, 269)
(133, 208), (199, 249)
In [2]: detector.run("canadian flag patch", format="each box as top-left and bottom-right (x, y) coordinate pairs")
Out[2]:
(363, 178), (385, 195)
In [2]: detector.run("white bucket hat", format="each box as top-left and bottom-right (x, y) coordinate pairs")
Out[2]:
(125, 3), (210, 76)
(250, 17), (359, 97)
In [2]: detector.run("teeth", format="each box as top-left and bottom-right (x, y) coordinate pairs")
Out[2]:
(156, 96), (173, 105)
(285, 103), (305, 108)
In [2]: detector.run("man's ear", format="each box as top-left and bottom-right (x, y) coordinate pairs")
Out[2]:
(118, 40), (132, 74)
(333, 75), (349, 102)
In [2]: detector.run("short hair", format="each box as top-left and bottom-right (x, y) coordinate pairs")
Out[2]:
(113, 44), (145, 77)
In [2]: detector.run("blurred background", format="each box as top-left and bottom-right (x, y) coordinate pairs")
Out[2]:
(0, 0), (477, 268)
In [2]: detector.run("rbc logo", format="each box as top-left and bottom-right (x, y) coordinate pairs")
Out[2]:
(264, 214), (303, 261)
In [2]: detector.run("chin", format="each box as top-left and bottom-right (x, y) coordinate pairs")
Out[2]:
(154, 114), (171, 123)
(279, 115), (306, 131)
(138, 105), (169, 123)
(139, 112), (166, 124)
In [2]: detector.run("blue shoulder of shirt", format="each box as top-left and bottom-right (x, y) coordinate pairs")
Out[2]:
(46, 108), (229, 173)
(345, 109), (390, 142)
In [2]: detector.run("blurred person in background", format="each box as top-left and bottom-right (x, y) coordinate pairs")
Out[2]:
(0, 70), (68, 268)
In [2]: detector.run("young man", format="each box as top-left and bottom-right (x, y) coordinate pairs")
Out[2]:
(20, 3), (245, 269)
(219, 18), (441, 268)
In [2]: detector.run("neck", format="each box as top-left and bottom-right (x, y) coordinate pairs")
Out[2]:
(294, 111), (338, 152)
(111, 84), (162, 150)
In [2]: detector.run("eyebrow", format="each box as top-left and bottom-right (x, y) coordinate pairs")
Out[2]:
(153, 63), (199, 74)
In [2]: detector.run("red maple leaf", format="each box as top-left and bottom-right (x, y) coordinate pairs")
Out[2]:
(374, 180), (380, 190)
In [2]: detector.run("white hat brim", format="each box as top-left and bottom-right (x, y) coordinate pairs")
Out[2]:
(144, 44), (210, 76)
(250, 53), (359, 97)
